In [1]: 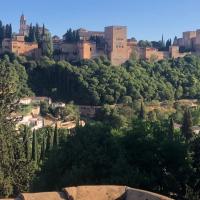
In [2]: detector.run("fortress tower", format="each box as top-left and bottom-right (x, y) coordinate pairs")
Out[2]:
(104, 26), (129, 65)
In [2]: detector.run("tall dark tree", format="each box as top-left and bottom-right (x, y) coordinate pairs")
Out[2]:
(166, 39), (172, 51)
(27, 23), (36, 42)
(46, 129), (52, 154)
(41, 32), (53, 57)
(8, 24), (12, 38)
(5, 24), (11, 38)
(139, 100), (146, 120)
(42, 24), (45, 36)
(40, 135), (46, 161)
(0, 58), (37, 197)
(35, 23), (40, 43)
(32, 129), (38, 162)
(23, 126), (31, 160)
(169, 117), (174, 140)
(32, 26), (36, 42)
(0, 21), (4, 45)
(181, 108), (193, 140)
(53, 123), (59, 147)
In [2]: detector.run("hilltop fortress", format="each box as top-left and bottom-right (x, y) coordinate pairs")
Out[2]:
(1, 14), (200, 65)
(52, 26), (189, 65)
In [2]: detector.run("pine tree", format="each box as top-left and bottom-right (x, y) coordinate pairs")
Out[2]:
(53, 123), (59, 147)
(181, 108), (193, 141)
(32, 129), (38, 162)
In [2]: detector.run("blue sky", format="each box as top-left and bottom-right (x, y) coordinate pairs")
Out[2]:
(1, 0), (200, 41)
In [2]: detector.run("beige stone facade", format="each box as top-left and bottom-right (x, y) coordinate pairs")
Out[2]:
(104, 26), (129, 65)
(78, 41), (97, 59)
(182, 31), (196, 49)
(77, 28), (105, 41)
(169, 46), (188, 58)
(2, 35), (39, 57)
(174, 29), (200, 52)
(139, 47), (168, 60)
(59, 41), (96, 61)
(56, 26), (195, 64)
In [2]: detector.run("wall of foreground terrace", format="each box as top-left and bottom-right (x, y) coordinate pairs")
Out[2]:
(1, 185), (174, 200)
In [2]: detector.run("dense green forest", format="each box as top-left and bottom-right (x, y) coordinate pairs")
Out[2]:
(15, 54), (200, 105)
(1, 54), (200, 199)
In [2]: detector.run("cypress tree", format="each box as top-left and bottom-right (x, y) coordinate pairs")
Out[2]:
(28, 24), (34, 42)
(42, 24), (45, 36)
(31, 129), (38, 162)
(32, 26), (36, 42)
(0, 21), (3, 46)
(40, 135), (46, 161)
(139, 100), (146, 120)
(46, 129), (52, 154)
(169, 117), (174, 140)
(5, 24), (10, 38)
(53, 123), (59, 147)
(8, 24), (12, 38)
(76, 30), (80, 42)
(35, 23), (40, 43)
(181, 108), (193, 141)
(23, 126), (30, 160)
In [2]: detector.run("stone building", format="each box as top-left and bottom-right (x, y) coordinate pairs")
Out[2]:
(182, 31), (196, 49)
(127, 38), (138, 58)
(173, 29), (200, 53)
(56, 26), (192, 64)
(77, 28), (105, 40)
(78, 41), (97, 59)
(104, 26), (129, 65)
(19, 14), (29, 36)
(19, 14), (49, 36)
(2, 35), (39, 57)
(59, 41), (96, 61)
(138, 47), (169, 61)
(169, 46), (189, 58)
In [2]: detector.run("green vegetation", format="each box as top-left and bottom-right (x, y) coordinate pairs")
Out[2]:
(20, 55), (200, 105)
(33, 118), (200, 199)
(0, 21), (12, 47)
(25, 24), (53, 57)
(138, 37), (172, 51)
(0, 56), (36, 197)
(2, 53), (200, 199)
(63, 28), (80, 43)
